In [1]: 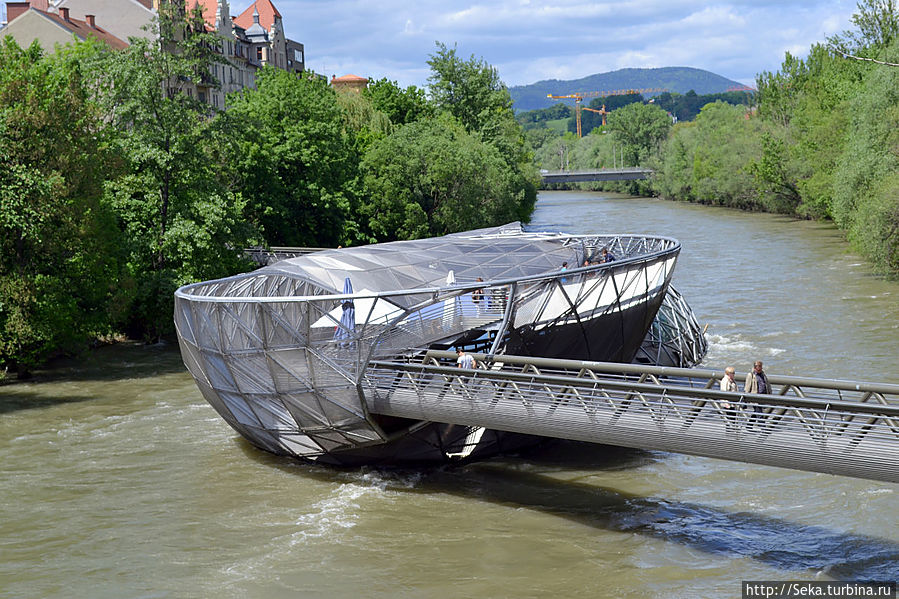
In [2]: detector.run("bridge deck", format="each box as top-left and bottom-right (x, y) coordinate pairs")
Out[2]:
(541, 168), (653, 183)
(365, 352), (899, 483)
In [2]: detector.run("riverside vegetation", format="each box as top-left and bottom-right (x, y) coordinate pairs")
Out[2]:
(2, 1), (897, 375)
(0, 6), (537, 375)
(528, 0), (899, 280)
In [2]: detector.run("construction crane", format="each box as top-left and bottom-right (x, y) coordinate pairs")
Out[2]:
(582, 105), (609, 127)
(547, 88), (668, 137)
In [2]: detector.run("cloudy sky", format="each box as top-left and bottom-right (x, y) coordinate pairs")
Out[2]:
(274, 0), (859, 89)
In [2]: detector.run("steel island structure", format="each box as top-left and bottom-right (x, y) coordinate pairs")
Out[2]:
(174, 223), (707, 465)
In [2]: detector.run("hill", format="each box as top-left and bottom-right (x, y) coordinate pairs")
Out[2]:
(509, 66), (746, 112)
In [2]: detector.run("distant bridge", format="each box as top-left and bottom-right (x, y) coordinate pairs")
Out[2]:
(541, 167), (652, 184)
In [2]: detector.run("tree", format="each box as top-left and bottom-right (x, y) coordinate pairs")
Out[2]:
(427, 42), (512, 135)
(361, 114), (533, 240)
(92, 7), (255, 338)
(426, 42), (538, 219)
(605, 102), (672, 165)
(832, 43), (899, 272)
(363, 78), (432, 126)
(0, 38), (122, 373)
(830, 0), (899, 52)
(227, 67), (362, 247)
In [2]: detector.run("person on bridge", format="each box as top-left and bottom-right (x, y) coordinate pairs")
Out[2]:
(456, 347), (475, 369)
(719, 366), (738, 410)
(744, 360), (770, 416)
(601, 247), (616, 262)
(744, 360), (770, 394)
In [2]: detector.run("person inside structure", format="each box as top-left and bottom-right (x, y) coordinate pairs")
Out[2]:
(456, 347), (475, 369)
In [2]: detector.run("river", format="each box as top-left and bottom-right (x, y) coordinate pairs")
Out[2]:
(1, 191), (897, 598)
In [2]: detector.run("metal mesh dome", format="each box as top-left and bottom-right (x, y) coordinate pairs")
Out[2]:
(175, 223), (695, 464)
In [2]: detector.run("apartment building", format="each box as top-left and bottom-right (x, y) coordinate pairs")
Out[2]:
(1, 0), (305, 107)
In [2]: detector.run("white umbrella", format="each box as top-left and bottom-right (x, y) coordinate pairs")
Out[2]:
(312, 288), (405, 328)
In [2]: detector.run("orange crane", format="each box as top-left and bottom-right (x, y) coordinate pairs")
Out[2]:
(582, 105), (609, 127)
(547, 88), (668, 137)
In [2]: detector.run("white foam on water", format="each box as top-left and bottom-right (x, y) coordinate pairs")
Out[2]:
(286, 470), (423, 546)
(706, 334), (757, 355)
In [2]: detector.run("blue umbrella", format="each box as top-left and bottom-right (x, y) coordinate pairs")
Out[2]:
(334, 277), (355, 345)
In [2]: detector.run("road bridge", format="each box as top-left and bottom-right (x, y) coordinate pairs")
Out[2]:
(366, 351), (899, 483)
(542, 167), (653, 184)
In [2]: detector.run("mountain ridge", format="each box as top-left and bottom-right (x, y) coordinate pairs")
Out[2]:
(509, 66), (746, 112)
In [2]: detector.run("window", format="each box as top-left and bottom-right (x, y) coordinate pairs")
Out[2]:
(256, 47), (263, 61)
(294, 48), (303, 63)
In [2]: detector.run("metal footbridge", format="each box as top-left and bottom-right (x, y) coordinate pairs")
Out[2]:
(366, 351), (899, 483)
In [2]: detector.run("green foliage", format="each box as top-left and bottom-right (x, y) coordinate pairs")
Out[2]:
(0, 38), (122, 372)
(92, 13), (255, 338)
(830, 0), (899, 52)
(516, 103), (571, 128)
(363, 78), (432, 126)
(361, 114), (534, 240)
(832, 46), (899, 270)
(427, 42), (512, 134)
(574, 93), (643, 135)
(227, 67), (361, 247)
(655, 102), (762, 207)
(605, 102), (672, 165)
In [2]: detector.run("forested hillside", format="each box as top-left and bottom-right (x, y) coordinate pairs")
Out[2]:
(510, 66), (745, 111)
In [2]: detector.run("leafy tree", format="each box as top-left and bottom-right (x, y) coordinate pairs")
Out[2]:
(92, 8), (255, 338)
(605, 102), (672, 165)
(361, 114), (533, 240)
(425, 42), (538, 221)
(335, 87), (392, 156)
(748, 132), (802, 213)
(654, 102), (762, 207)
(427, 42), (512, 135)
(832, 45), (899, 271)
(830, 0), (899, 52)
(227, 67), (362, 247)
(0, 38), (122, 373)
(363, 78), (432, 126)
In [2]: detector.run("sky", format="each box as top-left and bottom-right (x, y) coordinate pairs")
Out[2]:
(272, 0), (860, 89)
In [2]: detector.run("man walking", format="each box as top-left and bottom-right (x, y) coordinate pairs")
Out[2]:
(456, 347), (475, 369)
(744, 360), (770, 394)
(744, 360), (770, 417)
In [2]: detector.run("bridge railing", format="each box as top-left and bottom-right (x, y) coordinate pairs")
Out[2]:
(364, 352), (899, 482)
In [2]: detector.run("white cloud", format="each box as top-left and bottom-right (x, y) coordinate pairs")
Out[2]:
(271, 0), (861, 88)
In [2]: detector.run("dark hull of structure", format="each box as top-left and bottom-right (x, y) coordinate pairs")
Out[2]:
(506, 289), (667, 363)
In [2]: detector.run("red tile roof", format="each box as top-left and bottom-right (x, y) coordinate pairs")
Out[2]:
(186, 0), (220, 29)
(233, 0), (281, 31)
(332, 74), (368, 83)
(27, 8), (129, 50)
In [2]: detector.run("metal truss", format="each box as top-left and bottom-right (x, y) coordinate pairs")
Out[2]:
(366, 351), (899, 483)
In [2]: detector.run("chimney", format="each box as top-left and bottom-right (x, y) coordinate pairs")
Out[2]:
(59, 6), (69, 21)
(85, 14), (96, 28)
(6, 2), (31, 23)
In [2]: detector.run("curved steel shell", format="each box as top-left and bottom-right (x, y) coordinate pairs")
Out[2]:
(174, 223), (690, 464)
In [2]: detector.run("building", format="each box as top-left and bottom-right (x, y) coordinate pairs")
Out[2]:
(1, 0), (305, 107)
(1, 2), (128, 50)
(330, 73), (368, 94)
(53, 0), (155, 42)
